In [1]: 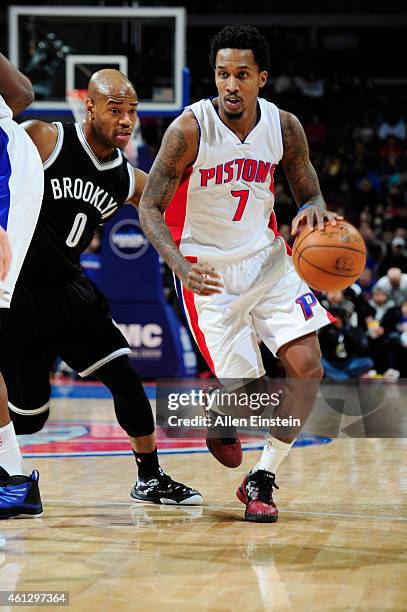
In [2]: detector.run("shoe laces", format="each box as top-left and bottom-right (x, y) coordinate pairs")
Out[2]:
(142, 470), (186, 493)
(248, 470), (279, 503)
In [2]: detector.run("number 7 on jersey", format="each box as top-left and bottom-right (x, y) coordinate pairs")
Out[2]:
(231, 189), (249, 221)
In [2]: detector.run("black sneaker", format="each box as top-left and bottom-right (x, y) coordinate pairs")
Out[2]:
(0, 467), (43, 519)
(130, 468), (203, 505)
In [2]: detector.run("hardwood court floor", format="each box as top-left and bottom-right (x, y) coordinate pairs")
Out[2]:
(0, 399), (406, 611)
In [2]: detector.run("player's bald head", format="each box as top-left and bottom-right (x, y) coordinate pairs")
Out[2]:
(88, 69), (136, 100)
(84, 68), (138, 150)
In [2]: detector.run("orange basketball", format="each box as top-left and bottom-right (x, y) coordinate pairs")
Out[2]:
(292, 220), (367, 292)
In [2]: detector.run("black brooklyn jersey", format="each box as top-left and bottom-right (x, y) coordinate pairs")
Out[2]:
(19, 122), (134, 287)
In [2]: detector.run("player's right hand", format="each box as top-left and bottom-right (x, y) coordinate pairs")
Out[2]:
(180, 261), (224, 296)
(0, 226), (11, 281)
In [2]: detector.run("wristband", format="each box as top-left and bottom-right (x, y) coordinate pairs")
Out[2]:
(298, 204), (312, 214)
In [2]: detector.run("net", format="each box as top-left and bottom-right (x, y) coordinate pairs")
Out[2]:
(66, 89), (88, 124)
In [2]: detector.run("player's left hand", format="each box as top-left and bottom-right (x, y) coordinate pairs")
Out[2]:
(291, 206), (343, 235)
(0, 226), (11, 281)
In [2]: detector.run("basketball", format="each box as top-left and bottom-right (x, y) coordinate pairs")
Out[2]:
(292, 220), (367, 291)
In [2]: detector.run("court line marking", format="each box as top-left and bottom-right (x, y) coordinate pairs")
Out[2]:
(43, 499), (407, 521)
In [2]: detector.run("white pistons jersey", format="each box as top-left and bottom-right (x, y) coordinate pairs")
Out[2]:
(165, 97), (283, 261)
(0, 95), (44, 307)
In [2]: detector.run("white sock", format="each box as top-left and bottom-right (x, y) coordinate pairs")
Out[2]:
(0, 422), (27, 475)
(254, 436), (294, 475)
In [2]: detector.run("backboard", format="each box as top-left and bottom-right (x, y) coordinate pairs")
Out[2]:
(8, 5), (187, 117)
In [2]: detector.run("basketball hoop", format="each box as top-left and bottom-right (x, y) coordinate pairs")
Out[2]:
(66, 89), (88, 124)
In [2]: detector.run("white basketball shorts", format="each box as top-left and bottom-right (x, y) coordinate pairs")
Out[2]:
(176, 237), (333, 379)
(0, 114), (44, 308)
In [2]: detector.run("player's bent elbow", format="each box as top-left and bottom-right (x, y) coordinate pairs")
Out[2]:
(8, 85), (34, 117)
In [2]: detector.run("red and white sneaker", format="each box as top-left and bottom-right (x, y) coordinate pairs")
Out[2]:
(236, 470), (279, 522)
(206, 408), (242, 468)
(203, 384), (242, 468)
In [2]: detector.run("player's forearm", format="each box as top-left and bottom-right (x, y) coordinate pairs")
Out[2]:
(288, 159), (327, 211)
(280, 110), (327, 212)
(139, 125), (193, 280)
(139, 205), (188, 280)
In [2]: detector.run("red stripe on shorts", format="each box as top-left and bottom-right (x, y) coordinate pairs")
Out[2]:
(326, 310), (337, 324)
(181, 260), (216, 375)
(268, 210), (292, 255)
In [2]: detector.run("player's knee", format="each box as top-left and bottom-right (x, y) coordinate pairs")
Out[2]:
(286, 354), (324, 380)
(9, 404), (50, 434)
(297, 357), (324, 380)
(114, 396), (155, 438)
(95, 356), (155, 438)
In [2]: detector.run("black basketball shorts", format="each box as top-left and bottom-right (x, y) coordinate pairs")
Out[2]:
(0, 273), (130, 411)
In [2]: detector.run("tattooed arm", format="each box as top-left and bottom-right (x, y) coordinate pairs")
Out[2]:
(138, 112), (223, 295)
(279, 110), (342, 235)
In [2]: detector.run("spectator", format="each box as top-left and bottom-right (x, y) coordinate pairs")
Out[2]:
(356, 287), (399, 377)
(360, 287), (395, 326)
(356, 267), (375, 299)
(377, 237), (407, 276)
(321, 289), (355, 320)
(320, 288), (360, 327)
(319, 307), (374, 381)
(358, 222), (387, 271)
(374, 267), (407, 306)
(379, 298), (407, 377)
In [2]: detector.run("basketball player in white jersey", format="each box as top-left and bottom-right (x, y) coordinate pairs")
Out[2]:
(139, 25), (342, 522)
(0, 53), (44, 518)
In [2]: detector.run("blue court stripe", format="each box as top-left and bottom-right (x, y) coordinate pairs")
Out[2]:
(0, 126), (11, 230)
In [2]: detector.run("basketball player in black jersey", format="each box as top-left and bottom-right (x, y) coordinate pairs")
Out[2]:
(0, 69), (202, 509)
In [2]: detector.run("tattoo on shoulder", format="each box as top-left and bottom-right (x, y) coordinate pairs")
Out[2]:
(142, 127), (188, 212)
(162, 127), (188, 168)
(281, 112), (308, 159)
